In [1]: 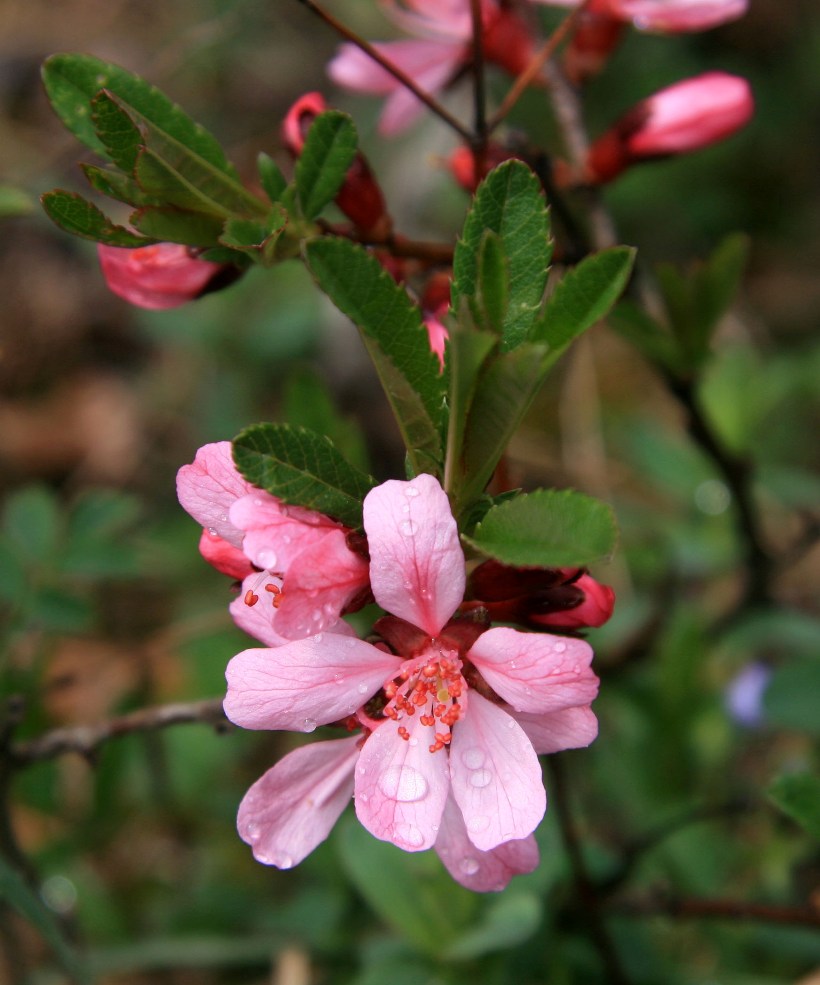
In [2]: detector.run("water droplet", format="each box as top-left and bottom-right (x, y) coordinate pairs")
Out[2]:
(405, 485), (420, 498)
(311, 611), (323, 623)
(244, 821), (261, 840)
(257, 549), (277, 569)
(346, 639), (357, 648)
(470, 768), (493, 789)
(467, 815), (490, 834)
(357, 682), (369, 695)
(506, 719), (515, 729)
(358, 792), (369, 802)
(392, 822), (425, 848)
(255, 851), (271, 864)
(409, 737), (418, 747)
(302, 718), (317, 733)
(379, 765), (429, 803)
(219, 513), (228, 523)
(420, 588), (431, 600)
(280, 505), (290, 517)
(461, 747), (485, 769)
(554, 641), (566, 653)
(276, 854), (295, 869)
(460, 857), (480, 876)
(253, 497), (263, 506)
(401, 503), (411, 513)
(357, 765), (366, 775)
(282, 534), (292, 544)
(333, 673), (343, 685)
(311, 632), (323, 643)
(207, 526), (217, 536)
(509, 660), (517, 669)
(400, 519), (416, 536)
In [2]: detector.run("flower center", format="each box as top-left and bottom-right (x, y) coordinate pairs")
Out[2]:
(381, 644), (465, 753)
(243, 575), (283, 608)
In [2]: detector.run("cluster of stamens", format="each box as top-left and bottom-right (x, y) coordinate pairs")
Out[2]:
(243, 581), (283, 608)
(382, 654), (464, 753)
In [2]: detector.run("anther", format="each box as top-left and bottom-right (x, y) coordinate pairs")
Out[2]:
(244, 590), (259, 607)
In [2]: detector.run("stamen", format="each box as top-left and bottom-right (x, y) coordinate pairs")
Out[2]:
(244, 590), (259, 607)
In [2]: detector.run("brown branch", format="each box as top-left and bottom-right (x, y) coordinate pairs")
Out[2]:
(293, 0), (473, 142)
(615, 892), (820, 930)
(469, 0), (488, 148)
(487, 4), (584, 135)
(547, 756), (633, 985)
(10, 698), (230, 767)
(317, 220), (455, 266)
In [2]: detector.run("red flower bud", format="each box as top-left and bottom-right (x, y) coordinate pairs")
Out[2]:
(97, 243), (228, 310)
(586, 71), (753, 182)
(529, 574), (615, 629)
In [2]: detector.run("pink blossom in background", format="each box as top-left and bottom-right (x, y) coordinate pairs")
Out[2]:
(586, 71), (753, 182)
(534, 0), (746, 32)
(424, 311), (449, 371)
(327, 0), (534, 135)
(176, 442), (371, 638)
(225, 474), (599, 890)
(97, 243), (226, 310)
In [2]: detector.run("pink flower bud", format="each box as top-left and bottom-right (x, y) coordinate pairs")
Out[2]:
(602, 0), (747, 33)
(530, 574), (615, 629)
(586, 71), (753, 182)
(281, 91), (327, 154)
(97, 243), (227, 310)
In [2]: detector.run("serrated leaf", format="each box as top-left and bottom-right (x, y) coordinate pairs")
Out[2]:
(305, 237), (445, 475)
(81, 164), (163, 207)
(295, 111), (358, 219)
(533, 246), (635, 357)
(42, 53), (234, 174)
(475, 231), (509, 335)
(0, 856), (90, 983)
(454, 343), (548, 519)
(134, 146), (234, 217)
(767, 772), (820, 839)
(451, 160), (552, 351)
(41, 190), (151, 246)
(258, 152), (287, 204)
(130, 206), (224, 245)
(463, 488), (617, 567)
(91, 90), (141, 172)
(232, 424), (375, 528)
(218, 207), (287, 261)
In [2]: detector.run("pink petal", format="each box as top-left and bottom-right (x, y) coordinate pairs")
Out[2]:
(513, 705), (599, 754)
(354, 713), (449, 852)
(378, 43), (465, 135)
(176, 441), (254, 547)
(97, 243), (224, 310)
(229, 493), (338, 572)
(449, 692), (546, 851)
(608, 0), (747, 32)
(275, 529), (370, 639)
(363, 475), (464, 636)
(229, 574), (291, 647)
(238, 735), (360, 868)
(198, 529), (254, 580)
(467, 627), (599, 714)
(381, 0), (473, 40)
(224, 636), (398, 732)
(434, 794), (539, 892)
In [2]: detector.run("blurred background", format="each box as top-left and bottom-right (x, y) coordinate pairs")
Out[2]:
(1, 1), (818, 982)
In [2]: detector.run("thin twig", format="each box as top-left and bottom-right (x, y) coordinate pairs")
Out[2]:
(548, 756), (633, 985)
(469, 0), (488, 147)
(487, 5), (583, 135)
(318, 220), (454, 266)
(615, 892), (820, 930)
(293, 0), (473, 142)
(10, 698), (230, 767)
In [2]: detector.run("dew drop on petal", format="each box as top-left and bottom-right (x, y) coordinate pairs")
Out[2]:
(244, 822), (261, 840)
(254, 851), (271, 864)
(506, 719), (515, 729)
(392, 822), (425, 848)
(460, 857), (480, 876)
(282, 534), (292, 544)
(257, 549), (277, 569)
(400, 520), (416, 536)
(357, 682), (369, 694)
(461, 746), (485, 769)
(219, 513), (228, 523)
(302, 718), (317, 733)
(379, 765), (429, 803)
(470, 768), (493, 789)
(405, 485), (420, 498)
(554, 641), (566, 653)
(509, 660), (517, 669)
(467, 815), (490, 834)
(275, 854), (294, 869)
(312, 632), (323, 643)
(333, 673), (343, 685)
(207, 526), (217, 536)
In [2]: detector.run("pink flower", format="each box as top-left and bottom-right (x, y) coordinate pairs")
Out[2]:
(176, 442), (370, 638)
(327, 1), (534, 135)
(586, 71), (753, 182)
(224, 474), (599, 889)
(535, 0), (746, 32)
(97, 243), (227, 310)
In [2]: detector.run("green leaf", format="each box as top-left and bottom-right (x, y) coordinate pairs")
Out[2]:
(767, 773), (820, 839)
(454, 343), (549, 519)
(444, 892), (542, 960)
(463, 488), (618, 567)
(91, 89), (141, 171)
(475, 230), (509, 335)
(608, 299), (680, 373)
(533, 246), (635, 356)
(295, 111), (358, 220)
(81, 164), (162, 207)
(130, 206), (224, 245)
(764, 659), (820, 735)
(232, 423), (376, 528)
(451, 160), (552, 351)
(0, 857), (90, 983)
(3, 486), (60, 558)
(42, 53), (235, 174)
(134, 146), (234, 217)
(0, 185), (35, 217)
(305, 237), (445, 476)
(218, 207), (288, 261)
(41, 190), (151, 246)
(337, 815), (478, 956)
(258, 152), (287, 204)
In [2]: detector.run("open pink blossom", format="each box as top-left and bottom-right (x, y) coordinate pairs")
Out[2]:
(535, 0), (746, 32)
(225, 474), (598, 885)
(586, 72), (753, 182)
(97, 243), (227, 310)
(327, 1), (534, 135)
(177, 442), (370, 638)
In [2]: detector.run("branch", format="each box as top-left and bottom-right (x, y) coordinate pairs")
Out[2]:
(293, 0), (473, 142)
(469, 0), (488, 148)
(10, 698), (230, 767)
(614, 892), (820, 930)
